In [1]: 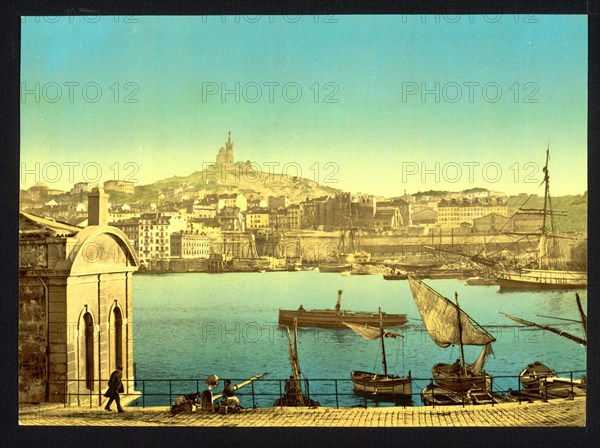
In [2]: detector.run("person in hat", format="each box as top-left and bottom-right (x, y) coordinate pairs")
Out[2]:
(103, 366), (125, 413)
(200, 374), (220, 413)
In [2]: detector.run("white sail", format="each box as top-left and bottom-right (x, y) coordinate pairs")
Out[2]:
(467, 343), (494, 375)
(342, 322), (401, 340)
(408, 275), (495, 348)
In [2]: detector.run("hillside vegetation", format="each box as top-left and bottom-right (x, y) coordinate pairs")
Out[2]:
(507, 192), (587, 233)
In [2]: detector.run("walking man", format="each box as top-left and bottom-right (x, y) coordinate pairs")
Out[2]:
(104, 366), (125, 413)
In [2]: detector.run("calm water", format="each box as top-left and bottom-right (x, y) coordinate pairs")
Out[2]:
(131, 271), (587, 407)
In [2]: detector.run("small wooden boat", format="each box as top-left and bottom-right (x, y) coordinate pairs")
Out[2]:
(432, 362), (492, 392)
(344, 312), (412, 398)
(465, 276), (497, 286)
(542, 377), (586, 397)
(383, 269), (408, 281)
(421, 384), (466, 406)
(318, 263), (352, 273)
(350, 371), (412, 397)
(466, 387), (515, 404)
(519, 361), (557, 390)
(279, 290), (408, 329)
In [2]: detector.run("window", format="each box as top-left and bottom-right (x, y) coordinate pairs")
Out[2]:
(83, 312), (94, 390)
(113, 307), (123, 371)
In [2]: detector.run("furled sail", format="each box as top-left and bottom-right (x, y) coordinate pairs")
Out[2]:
(498, 311), (586, 347)
(343, 322), (402, 340)
(408, 275), (496, 348)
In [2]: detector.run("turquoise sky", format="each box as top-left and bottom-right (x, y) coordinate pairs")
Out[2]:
(21, 15), (587, 196)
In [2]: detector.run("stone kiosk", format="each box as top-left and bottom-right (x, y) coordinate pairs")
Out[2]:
(19, 187), (139, 405)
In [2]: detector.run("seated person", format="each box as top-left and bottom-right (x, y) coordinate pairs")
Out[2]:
(284, 375), (298, 395)
(451, 359), (462, 374)
(171, 392), (200, 414)
(222, 379), (234, 397)
(220, 381), (242, 412)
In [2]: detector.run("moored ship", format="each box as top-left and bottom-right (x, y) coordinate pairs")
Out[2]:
(278, 290), (408, 329)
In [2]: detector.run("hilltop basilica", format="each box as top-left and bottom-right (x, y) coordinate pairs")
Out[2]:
(211, 132), (253, 174)
(216, 131), (235, 166)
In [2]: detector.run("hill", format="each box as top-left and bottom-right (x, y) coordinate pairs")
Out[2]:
(105, 166), (341, 205)
(507, 193), (587, 233)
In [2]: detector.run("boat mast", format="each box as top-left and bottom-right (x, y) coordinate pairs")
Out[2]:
(454, 292), (466, 374)
(286, 319), (304, 405)
(542, 145), (550, 230)
(379, 308), (388, 376)
(540, 145), (551, 269)
(575, 293), (587, 339)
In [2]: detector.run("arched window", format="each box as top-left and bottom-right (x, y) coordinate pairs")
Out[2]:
(83, 312), (94, 390)
(113, 307), (123, 370)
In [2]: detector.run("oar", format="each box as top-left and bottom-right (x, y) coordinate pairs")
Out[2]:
(212, 373), (268, 402)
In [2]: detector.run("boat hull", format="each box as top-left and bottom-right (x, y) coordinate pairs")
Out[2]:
(318, 263), (352, 273)
(495, 268), (587, 289)
(383, 274), (408, 281)
(519, 361), (586, 398)
(351, 371), (412, 397)
(519, 361), (557, 390)
(432, 364), (492, 392)
(421, 384), (466, 406)
(465, 276), (497, 286)
(279, 309), (408, 329)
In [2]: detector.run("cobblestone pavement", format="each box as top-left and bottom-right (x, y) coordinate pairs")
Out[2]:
(18, 397), (586, 427)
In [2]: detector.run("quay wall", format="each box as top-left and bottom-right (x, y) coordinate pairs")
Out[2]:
(140, 232), (586, 272)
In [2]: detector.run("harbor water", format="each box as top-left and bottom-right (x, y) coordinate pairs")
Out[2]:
(131, 271), (587, 407)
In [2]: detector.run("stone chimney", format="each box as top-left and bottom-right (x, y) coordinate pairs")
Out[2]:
(88, 187), (109, 226)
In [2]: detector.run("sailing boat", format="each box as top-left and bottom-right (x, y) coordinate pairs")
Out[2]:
(491, 146), (587, 289)
(273, 319), (320, 407)
(408, 275), (496, 392)
(343, 309), (412, 397)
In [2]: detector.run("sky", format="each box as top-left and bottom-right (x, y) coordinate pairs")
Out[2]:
(20, 15), (588, 197)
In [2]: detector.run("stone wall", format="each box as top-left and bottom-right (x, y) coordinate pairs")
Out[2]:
(19, 277), (47, 403)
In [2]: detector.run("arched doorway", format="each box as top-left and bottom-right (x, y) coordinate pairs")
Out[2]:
(113, 307), (123, 370)
(83, 312), (94, 390)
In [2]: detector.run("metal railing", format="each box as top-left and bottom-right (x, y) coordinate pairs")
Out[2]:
(53, 369), (585, 410)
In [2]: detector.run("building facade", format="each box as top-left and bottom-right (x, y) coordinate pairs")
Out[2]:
(170, 231), (211, 258)
(103, 180), (135, 194)
(245, 208), (271, 230)
(437, 198), (508, 228)
(19, 187), (138, 404)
